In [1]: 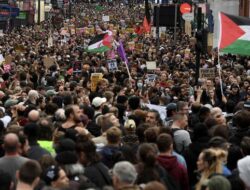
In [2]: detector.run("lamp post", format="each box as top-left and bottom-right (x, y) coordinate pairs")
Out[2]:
(156, 0), (160, 51)
(195, 7), (202, 85)
(38, 0), (41, 24)
(173, 0), (177, 45)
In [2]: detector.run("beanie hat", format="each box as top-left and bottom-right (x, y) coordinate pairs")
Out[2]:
(206, 175), (231, 190)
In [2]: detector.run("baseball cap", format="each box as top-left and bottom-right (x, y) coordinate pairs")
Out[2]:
(92, 97), (107, 108)
(46, 89), (58, 97)
(166, 103), (177, 111)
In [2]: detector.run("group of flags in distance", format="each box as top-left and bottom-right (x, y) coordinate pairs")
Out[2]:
(87, 0), (151, 55)
(87, 6), (250, 59)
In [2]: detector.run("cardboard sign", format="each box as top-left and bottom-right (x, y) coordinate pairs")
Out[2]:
(199, 68), (215, 79)
(102, 16), (110, 22)
(5, 55), (12, 65)
(107, 59), (118, 72)
(43, 57), (55, 69)
(146, 61), (157, 70)
(91, 73), (103, 92)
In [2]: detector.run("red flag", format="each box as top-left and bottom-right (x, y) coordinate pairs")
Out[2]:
(143, 16), (151, 33)
(143, 0), (151, 33)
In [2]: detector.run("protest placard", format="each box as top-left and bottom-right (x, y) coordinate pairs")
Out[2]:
(146, 74), (157, 82)
(146, 61), (157, 70)
(91, 73), (103, 92)
(107, 59), (118, 72)
(199, 68), (215, 79)
(102, 16), (110, 22)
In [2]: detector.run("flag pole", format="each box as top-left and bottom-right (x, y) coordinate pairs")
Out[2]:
(125, 60), (132, 80)
(217, 11), (224, 97)
(217, 49), (224, 97)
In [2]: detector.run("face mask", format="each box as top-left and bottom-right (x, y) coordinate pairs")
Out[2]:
(137, 83), (143, 89)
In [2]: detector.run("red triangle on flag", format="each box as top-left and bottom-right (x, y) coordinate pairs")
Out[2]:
(143, 16), (151, 33)
(219, 13), (245, 49)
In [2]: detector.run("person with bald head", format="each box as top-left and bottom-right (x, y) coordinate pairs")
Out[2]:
(0, 133), (29, 181)
(28, 110), (40, 123)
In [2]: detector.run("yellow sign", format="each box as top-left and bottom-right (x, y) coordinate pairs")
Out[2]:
(91, 73), (103, 92)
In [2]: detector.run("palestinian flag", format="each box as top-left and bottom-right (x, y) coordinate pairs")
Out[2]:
(219, 12), (250, 56)
(87, 32), (112, 53)
(143, 0), (151, 33)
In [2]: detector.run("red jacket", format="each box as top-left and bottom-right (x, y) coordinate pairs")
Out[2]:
(157, 155), (189, 190)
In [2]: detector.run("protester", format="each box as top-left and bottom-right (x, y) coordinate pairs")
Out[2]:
(0, 1), (250, 190)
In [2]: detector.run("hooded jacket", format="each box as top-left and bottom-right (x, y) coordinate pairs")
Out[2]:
(157, 155), (189, 190)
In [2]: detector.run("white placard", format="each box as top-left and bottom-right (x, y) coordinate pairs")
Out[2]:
(146, 61), (157, 70)
(102, 16), (110, 22)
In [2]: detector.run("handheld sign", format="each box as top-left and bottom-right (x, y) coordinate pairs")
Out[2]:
(91, 73), (103, 92)
(146, 61), (157, 70)
(107, 59), (118, 72)
(199, 68), (215, 79)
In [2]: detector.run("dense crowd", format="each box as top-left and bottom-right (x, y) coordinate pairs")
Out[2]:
(0, 1), (250, 190)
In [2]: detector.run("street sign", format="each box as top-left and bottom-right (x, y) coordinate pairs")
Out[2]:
(182, 12), (194, 21)
(180, 3), (191, 14)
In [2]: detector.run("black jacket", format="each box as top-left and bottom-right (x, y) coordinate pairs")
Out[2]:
(84, 162), (112, 188)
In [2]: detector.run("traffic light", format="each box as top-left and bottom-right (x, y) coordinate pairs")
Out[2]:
(195, 29), (208, 53)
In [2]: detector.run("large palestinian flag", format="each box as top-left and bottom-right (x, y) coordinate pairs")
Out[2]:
(87, 31), (112, 53)
(219, 12), (250, 56)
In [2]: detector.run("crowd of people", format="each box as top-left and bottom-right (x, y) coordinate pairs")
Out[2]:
(0, 1), (250, 190)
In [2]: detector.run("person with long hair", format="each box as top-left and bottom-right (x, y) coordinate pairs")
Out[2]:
(136, 143), (177, 190)
(196, 148), (227, 190)
(76, 135), (112, 188)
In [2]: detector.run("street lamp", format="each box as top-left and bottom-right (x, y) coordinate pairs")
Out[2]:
(173, 0), (178, 46)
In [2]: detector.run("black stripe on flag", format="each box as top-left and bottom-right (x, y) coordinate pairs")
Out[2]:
(88, 33), (107, 45)
(223, 12), (250, 25)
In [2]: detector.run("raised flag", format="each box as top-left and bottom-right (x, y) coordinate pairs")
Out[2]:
(87, 32), (112, 53)
(143, 0), (151, 33)
(117, 40), (128, 65)
(219, 12), (250, 56)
